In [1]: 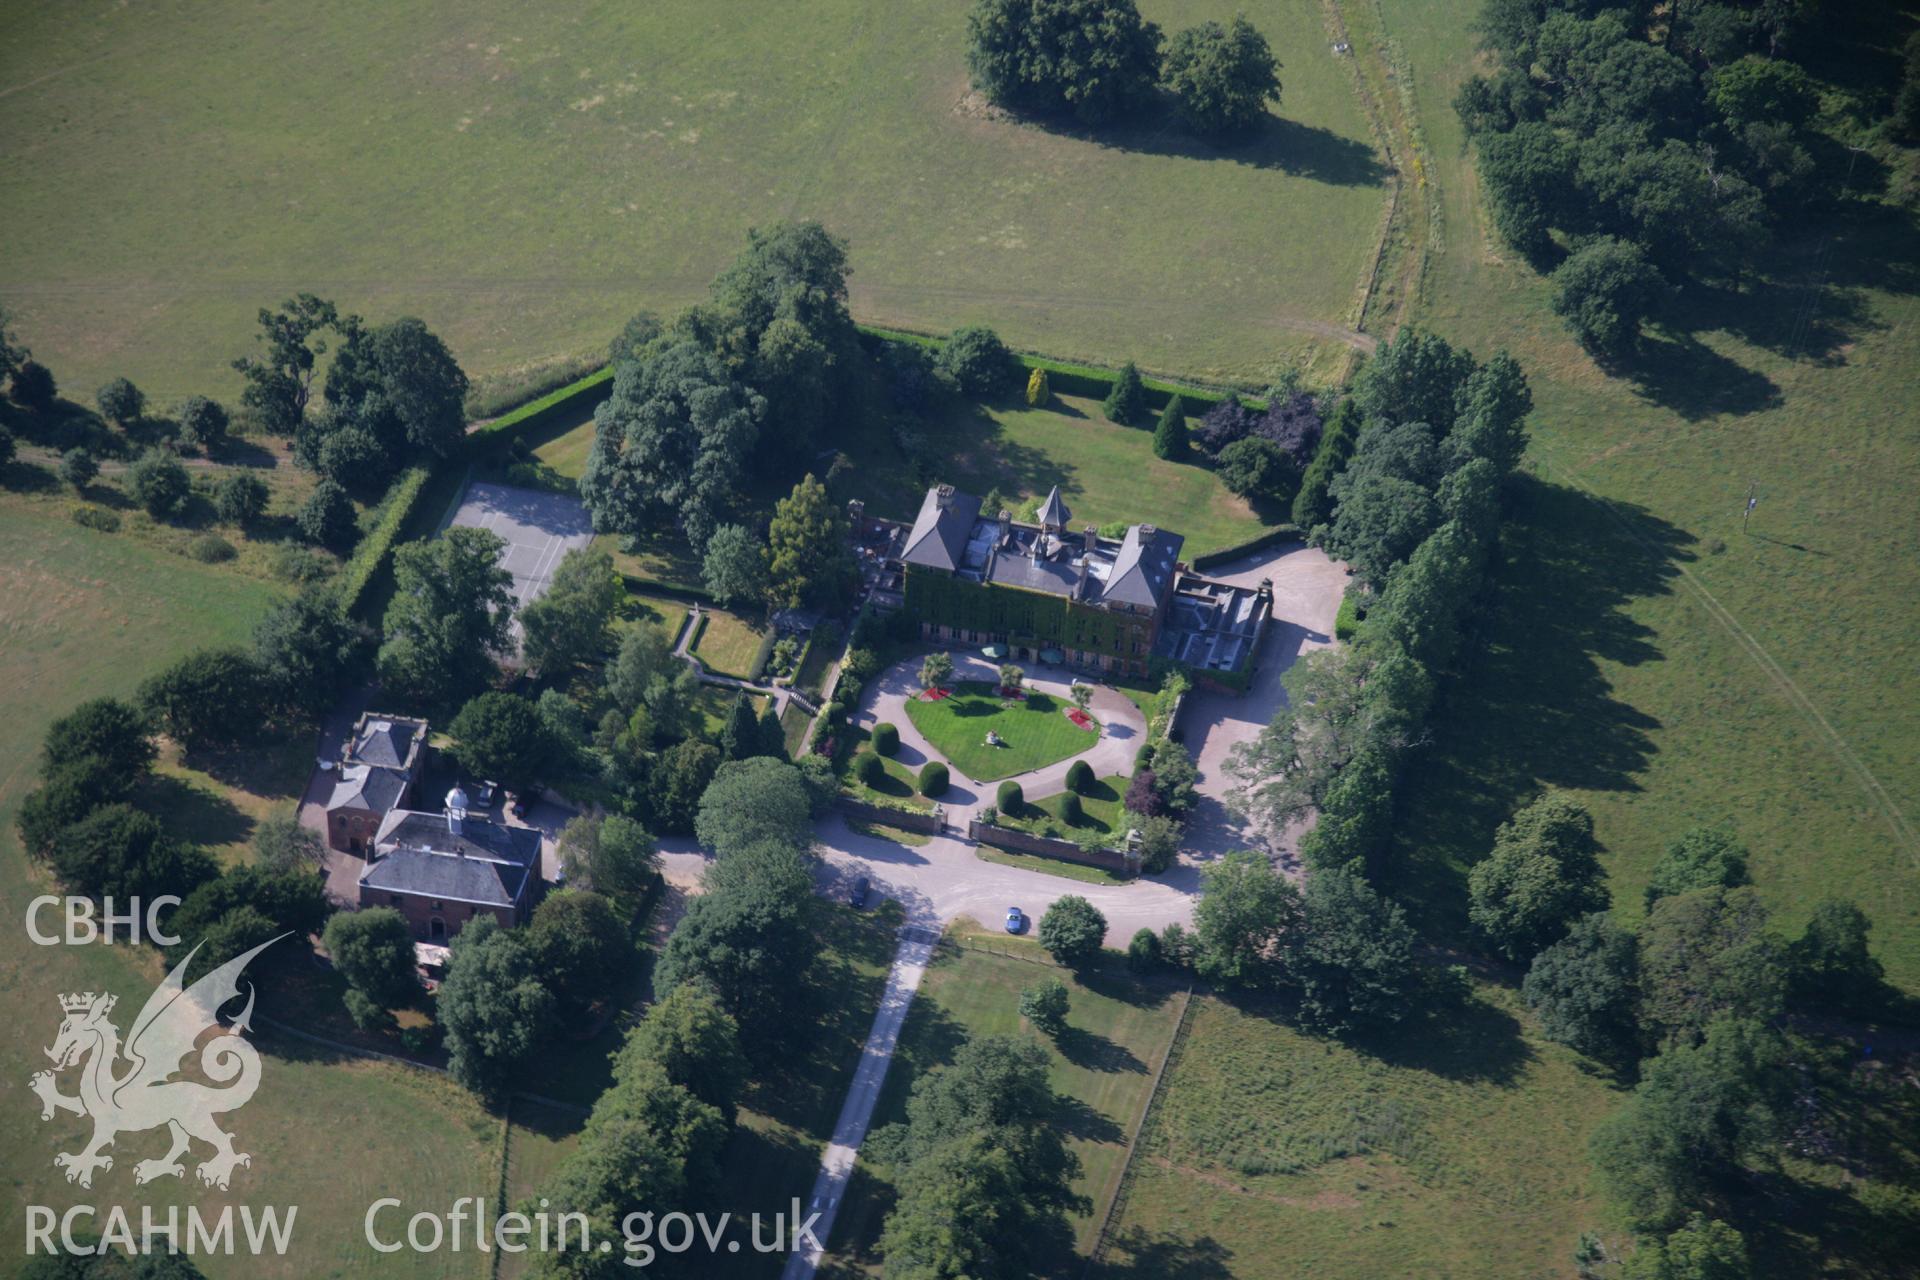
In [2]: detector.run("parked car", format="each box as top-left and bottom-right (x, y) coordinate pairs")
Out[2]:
(471, 780), (498, 809)
(509, 794), (529, 820)
(851, 876), (871, 909)
(1005, 906), (1026, 934)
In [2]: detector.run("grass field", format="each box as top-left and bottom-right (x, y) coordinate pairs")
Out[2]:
(1100, 983), (1619, 1279)
(0, 503), (516, 1278)
(1361, 0), (1920, 989)
(690, 605), (771, 680)
(1, 0), (1386, 403)
(905, 682), (1100, 781)
(823, 934), (1189, 1272)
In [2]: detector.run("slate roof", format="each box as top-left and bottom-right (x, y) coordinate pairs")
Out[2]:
(899, 486), (983, 572)
(1102, 525), (1184, 609)
(347, 716), (424, 771)
(326, 763), (409, 815)
(987, 543), (1083, 597)
(359, 810), (542, 908)
(359, 847), (532, 907)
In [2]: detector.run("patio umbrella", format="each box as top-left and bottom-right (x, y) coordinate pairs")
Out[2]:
(982, 644), (1007, 659)
(1039, 647), (1064, 664)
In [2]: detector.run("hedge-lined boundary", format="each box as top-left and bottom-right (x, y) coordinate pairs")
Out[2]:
(854, 323), (1268, 413)
(338, 464), (433, 618)
(464, 365), (613, 456)
(1189, 525), (1301, 572)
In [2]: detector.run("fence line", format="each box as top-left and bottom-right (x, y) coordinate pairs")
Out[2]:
(1083, 982), (1197, 1273)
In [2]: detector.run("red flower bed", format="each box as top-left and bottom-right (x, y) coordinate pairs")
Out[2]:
(1066, 708), (1096, 731)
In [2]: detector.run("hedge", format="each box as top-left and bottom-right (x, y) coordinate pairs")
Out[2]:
(872, 722), (900, 756)
(919, 761), (949, 797)
(744, 624), (779, 683)
(853, 752), (884, 786)
(997, 779), (1024, 812)
(1065, 759), (1094, 794)
(461, 365), (613, 459)
(338, 464), (434, 619)
(855, 323), (1265, 414)
(1190, 525), (1302, 572)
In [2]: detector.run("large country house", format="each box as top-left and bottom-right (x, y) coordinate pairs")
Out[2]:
(864, 482), (1272, 682)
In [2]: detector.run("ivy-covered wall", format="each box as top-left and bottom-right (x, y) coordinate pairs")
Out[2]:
(902, 565), (1150, 663)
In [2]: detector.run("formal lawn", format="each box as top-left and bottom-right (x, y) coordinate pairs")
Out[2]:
(1003, 773), (1128, 837)
(690, 606), (771, 680)
(780, 699), (814, 758)
(1, 0), (1386, 404)
(904, 681), (1100, 782)
(1103, 983), (1620, 1280)
(1369, 0), (1920, 991)
(822, 934), (1188, 1270)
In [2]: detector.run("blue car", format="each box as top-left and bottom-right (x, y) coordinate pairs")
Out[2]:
(1005, 907), (1026, 934)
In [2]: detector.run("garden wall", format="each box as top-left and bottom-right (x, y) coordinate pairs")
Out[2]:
(968, 819), (1136, 876)
(839, 796), (945, 834)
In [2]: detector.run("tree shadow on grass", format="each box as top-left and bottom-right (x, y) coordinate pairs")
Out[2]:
(1615, 328), (1783, 422)
(1097, 1226), (1236, 1280)
(1391, 475), (1685, 939)
(1031, 100), (1389, 188)
(1055, 1024), (1147, 1076)
(134, 772), (252, 850)
(1055, 1093), (1128, 1146)
(1, 459), (61, 494)
(1353, 989), (1534, 1088)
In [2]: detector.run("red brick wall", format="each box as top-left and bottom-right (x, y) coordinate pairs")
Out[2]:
(357, 885), (518, 941)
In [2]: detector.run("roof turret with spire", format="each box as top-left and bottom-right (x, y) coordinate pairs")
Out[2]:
(1036, 485), (1072, 532)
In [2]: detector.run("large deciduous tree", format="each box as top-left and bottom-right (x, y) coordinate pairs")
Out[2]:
(448, 692), (556, 793)
(231, 294), (350, 436)
(1467, 794), (1608, 962)
(1161, 16), (1282, 136)
(1192, 849), (1302, 989)
(579, 337), (763, 556)
(701, 523), (769, 609)
(1037, 895), (1107, 968)
(966, 0), (1163, 125)
(694, 757), (817, 857)
(1522, 912), (1640, 1061)
(520, 546), (620, 677)
(323, 317), (470, 457)
(438, 916), (557, 1101)
(378, 526), (514, 707)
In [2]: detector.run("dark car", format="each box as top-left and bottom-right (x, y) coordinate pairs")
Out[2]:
(851, 877), (871, 909)
(1005, 906), (1026, 934)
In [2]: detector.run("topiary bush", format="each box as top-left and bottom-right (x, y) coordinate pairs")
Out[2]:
(919, 761), (949, 797)
(997, 779), (1024, 812)
(1058, 790), (1083, 824)
(872, 722), (899, 756)
(853, 751), (884, 787)
(1127, 927), (1162, 973)
(1025, 366), (1050, 406)
(1065, 759), (1094, 794)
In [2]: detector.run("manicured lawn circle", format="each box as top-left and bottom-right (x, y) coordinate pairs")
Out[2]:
(907, 682), (1099, 782)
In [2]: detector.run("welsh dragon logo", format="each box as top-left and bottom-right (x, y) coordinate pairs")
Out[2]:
(30, 935), (285, 1191)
